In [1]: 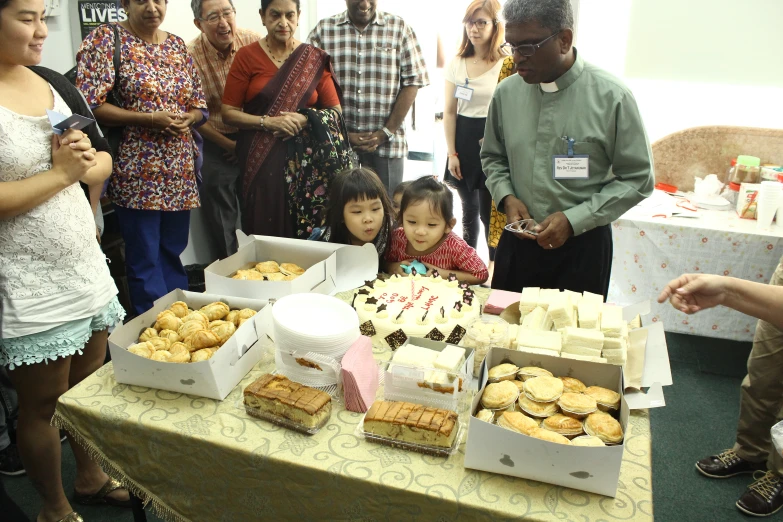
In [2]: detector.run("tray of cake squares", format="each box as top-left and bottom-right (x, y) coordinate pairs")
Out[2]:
(354, 338), (474, 457)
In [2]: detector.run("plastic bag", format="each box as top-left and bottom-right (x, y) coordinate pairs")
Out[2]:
(772, 419), (783, 458)
(694, 174), (723, 197)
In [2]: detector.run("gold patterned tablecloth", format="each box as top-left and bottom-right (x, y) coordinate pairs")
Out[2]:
(53, 288), (654, 521)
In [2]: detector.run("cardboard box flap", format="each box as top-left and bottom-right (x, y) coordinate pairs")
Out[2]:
(622, 300), (651, 321)
(332, 243), (379, 293)
(639, 321), (672, 387)
(625, 382), (666, 409)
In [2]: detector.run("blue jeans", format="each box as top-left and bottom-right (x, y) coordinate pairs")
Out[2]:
(114, 206), (191, 316)
(0, 368), (17, 451)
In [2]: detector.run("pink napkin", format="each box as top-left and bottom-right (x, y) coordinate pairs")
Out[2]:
(484, 289), (521, 315)
(341, 336), (378, 413)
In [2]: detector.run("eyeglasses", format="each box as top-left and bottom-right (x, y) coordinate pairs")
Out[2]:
(201, 8), (236, 25)
(500, 31), (560, 57)
(465, 19), (494, 30)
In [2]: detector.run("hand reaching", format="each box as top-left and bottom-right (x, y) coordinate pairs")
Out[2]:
(657, 273), (730, 314)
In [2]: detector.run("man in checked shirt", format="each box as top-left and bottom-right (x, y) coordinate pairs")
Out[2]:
(308, 0), (430, 195)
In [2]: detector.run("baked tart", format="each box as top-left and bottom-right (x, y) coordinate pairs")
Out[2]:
(523, 376), (564, 402)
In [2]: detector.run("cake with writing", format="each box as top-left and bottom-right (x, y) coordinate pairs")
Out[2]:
(352, 273), (479, 349)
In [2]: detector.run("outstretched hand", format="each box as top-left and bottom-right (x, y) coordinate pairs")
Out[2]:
(657, 273), (731, 314)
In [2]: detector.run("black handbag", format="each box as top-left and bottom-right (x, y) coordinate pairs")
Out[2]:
(102, 23), (124, 160)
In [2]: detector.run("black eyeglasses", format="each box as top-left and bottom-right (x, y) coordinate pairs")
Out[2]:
(465, 19), (494, 30)
(201, 8), (236, 25)
(500, 31), (560, 57)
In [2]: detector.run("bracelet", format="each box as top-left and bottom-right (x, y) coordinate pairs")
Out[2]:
(259, 115), (267, 131)
(448, 153), (458, 157)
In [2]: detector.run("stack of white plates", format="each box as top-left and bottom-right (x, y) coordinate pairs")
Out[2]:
(691, 194), (731, 210)
(273, 294), (360, 387)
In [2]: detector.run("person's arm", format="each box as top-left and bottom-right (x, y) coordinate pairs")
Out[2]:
(657, 273), (783, 330)
(443, 80), (461, 180)
(197, 121), (235, 151)
(561, 90), (655, 236)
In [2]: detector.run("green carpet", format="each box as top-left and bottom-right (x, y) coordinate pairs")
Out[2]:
(3, 332), (777, 521)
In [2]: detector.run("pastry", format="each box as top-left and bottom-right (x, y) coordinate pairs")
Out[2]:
(529, 427), (571, 445)
(190, 348), (215, 362)
(169, 301), (189, 318)
(516, 330), (562, 354)
(245, 374), (333, 430)
(542, 413), (584, 437)
(150, 350), (172, 362)
(264, 272), (286, 282)
(283, 274), (298, 281)
(167, 343), (191, 363)
(363, 401), (458, 448)
(209, 320), (236, 345)
(488, 363), (518, 382)
(200, 302), (230, 321)
(127, 342), (155, 359)
(523, 376), (564, 402)
(255, 261), (281, 273)
(237, 308), (257, 323)
(147, 337), (172, 351)
(233, 269), (264, 280)
(185, 330), (220, 350)
(475, 409), (495, 423)
(517, 395), (558, 417)
(178, 320), (205, 341)
(279, 262), (306, 276)
(480, 381), (519, 409)
(584, 411), (624, 444)
(571, 435), (606, 447)
(182, 310), (209, 328)
(584, 386), (621, 411)
(138, 328), (158, 343)
(511, 380), (526, 393)
(154, 311), (181, 332)
(558, 392), (597, 416)
(516, 366), (554, 381)
(225, 310), (240, 327)
(157, 329), (180, 343)
(558, 376), (586, 394)
(497, 411), (539, 435)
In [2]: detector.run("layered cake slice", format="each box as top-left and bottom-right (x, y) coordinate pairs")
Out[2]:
(244, 374), (332, 429)
(363, 400), (459, 448)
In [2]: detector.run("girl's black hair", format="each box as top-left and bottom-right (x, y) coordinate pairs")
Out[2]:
(261, 0), (300, 14)
(392, 180), (412, 199)
(323, 167), (394, 248)
(0, 0), (9, 12)
(399, 176), (455, 223)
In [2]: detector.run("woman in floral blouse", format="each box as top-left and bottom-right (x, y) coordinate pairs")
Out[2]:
(77, 0), (208, 316)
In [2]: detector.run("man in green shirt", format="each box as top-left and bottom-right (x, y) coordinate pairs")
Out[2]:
(481, 0), (654, 297)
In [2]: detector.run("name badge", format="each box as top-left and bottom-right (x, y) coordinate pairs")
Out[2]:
(454, 85), (474, 102)
(553, 155), (590, 179)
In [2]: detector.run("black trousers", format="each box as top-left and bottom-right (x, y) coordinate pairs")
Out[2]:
(454, 182), (494, 259)
(491, 225), (613, 299)
(201, 133), (241, 260)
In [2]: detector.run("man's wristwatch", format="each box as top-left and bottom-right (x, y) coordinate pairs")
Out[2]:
(382, 126), (394, 142)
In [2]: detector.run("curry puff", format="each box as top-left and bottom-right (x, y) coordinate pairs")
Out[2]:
(200, 302), (230, 321)
(523, 376), (564, 403)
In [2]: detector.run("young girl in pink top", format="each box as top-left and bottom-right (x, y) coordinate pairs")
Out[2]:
(385, 176), (489, 285)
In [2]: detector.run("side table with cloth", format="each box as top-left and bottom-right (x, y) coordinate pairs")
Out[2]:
(53, 288), (654, 521)
(608, 205), (783, 341)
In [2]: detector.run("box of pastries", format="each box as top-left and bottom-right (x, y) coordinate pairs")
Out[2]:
(108, 290), (270, 400)
(204, 232), (379, 300)
(464, 347), (634, 497)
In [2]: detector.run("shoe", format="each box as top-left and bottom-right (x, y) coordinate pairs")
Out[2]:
(56, 512), (83, 522)
(0, 443), (25, 476)
(74, 477), (132, 508)
(736, 471), (783, 517)
(696, 449), (767, 478)
(60, 429), (67, 443)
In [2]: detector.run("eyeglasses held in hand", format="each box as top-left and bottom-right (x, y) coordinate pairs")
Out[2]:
(465, 19), (494, 30)
(201, 9), (236, 25)
(500, 31), (561, 57)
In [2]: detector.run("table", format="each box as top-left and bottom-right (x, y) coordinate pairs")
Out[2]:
(608, 204), (783, 341)
(53, 288), (654, 522)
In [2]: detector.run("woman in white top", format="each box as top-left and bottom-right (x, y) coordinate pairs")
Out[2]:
(0, 1), (128, 520)
(443, 0), (506, 261)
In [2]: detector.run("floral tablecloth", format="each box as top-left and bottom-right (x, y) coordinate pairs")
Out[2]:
(608, 206), (783, 341)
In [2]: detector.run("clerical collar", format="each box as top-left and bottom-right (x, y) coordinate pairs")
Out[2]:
(538, 47), (584, 93)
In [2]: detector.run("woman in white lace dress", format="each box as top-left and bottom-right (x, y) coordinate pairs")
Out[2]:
(0, 1), (129, 521)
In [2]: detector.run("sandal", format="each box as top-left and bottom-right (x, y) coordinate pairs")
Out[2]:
(56, 513), (83, 522)
(73, 477), (132, 508)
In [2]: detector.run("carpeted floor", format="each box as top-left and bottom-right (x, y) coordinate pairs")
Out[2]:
(3, 332), (776, 521)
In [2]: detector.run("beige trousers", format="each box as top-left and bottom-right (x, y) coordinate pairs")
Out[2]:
(733, 259), (783, 475)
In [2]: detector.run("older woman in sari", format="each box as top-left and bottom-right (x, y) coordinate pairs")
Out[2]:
(222, 0), (350, 239)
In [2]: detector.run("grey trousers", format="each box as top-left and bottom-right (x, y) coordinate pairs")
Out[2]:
(0, 367), (17, 451)
(200, 135), (241, 260)
(358, 152), (404, 196)
(733, 258), (783, 475)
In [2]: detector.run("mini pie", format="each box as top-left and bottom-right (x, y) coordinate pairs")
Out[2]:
(147, 337), (172, 351)
(280, 262), (306, 276)
(169, 301), (189, 318)
(571, 435), (606, 447)
(185, 330), (220, 351)
(558, 392), (598, 415)
(584, 411), (624, 444)
(517, 366), (554, 381)
(264, 272), (286, 282)
(529, 427), (571, 445)
(517, 395), (559, 418)
(182, 311), (210, 328)
(497, 412), (539, 435)
(151, 350), (172, 362)
(191, 348), (215, 363)
(559, 376), (587, 394)
(210, 320), (236, 345)
(167, 343), (191, 363)
(138, 328), (158, 343)
(178, 320), (205, 340)
(488, 363), (519, 382)
(523, 376), (564, 402)
(475, 409), (495, 423)
(584, 386), (621, 411)
(200, 302), (230, 321)
(157, 329), (181, 343)
(511, 380), (526, 393)
(233, 269), (264, 280)
(255, 261), (281, 273)
(542, 414), (584, 437)
(480, 381), (519, 409)
(154, 311), (181, 332)
(128, 342), (155, 358)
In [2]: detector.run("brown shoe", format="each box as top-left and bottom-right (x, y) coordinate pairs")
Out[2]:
(736, 471), (783, 517)
(696, 449), (767, 479)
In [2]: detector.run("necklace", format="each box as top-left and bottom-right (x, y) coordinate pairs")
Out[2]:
(264, 36), (293, 64)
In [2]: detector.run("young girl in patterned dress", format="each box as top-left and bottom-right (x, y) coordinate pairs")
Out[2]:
(385, 176), (489, 285)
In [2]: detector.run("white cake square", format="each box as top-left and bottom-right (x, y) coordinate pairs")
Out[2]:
(600, 305), (624, 335)
(516, 329), (562, 354)
(393, 345), (438, 367)
(562, 327), (605, 351)
(538, 289), (561, 310)
(561, 353), (607, 363)
(521, 306), (547, 330)
(434, 345), (466, 371)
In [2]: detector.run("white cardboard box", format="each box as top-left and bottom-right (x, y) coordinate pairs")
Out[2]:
(108, 290), (271, 400)
(204, 232), (379, 300)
